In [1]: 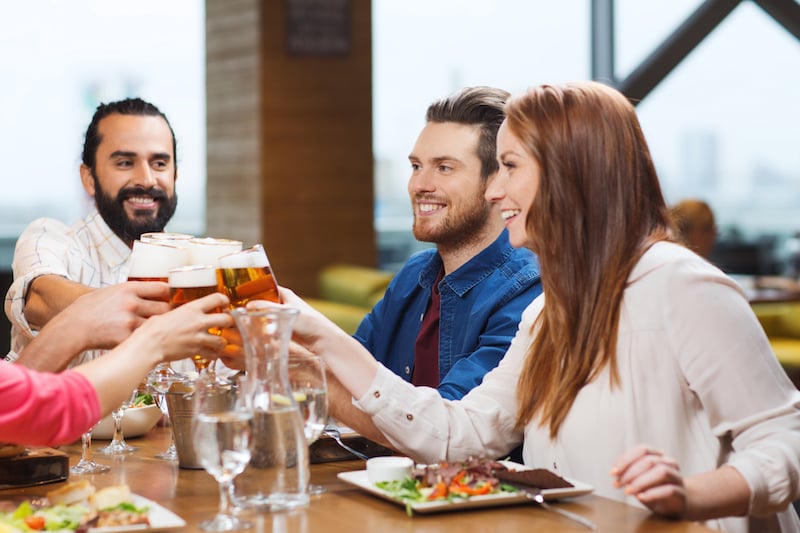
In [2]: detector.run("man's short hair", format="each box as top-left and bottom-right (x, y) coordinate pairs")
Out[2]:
(81, 97), (177, 173)
(425, 86), (510, 180)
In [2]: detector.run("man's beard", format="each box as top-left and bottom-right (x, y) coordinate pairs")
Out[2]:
(412, 195), (494, 250)
(93, 174), (178, 244)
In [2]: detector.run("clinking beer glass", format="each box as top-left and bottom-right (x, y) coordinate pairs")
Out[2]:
(168, 265), (223, 376)
(217, 244), (280, 307)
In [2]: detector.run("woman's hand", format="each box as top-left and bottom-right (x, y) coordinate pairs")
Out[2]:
(611, 444), (687, 518)
(136, 292), (233, 363)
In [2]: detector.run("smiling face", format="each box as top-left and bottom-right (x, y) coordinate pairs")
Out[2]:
(80, 113), (178, 245)
(407, 121), (496, 249)
(485, 121), (541, 250)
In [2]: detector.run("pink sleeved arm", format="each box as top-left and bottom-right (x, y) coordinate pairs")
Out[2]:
(0, 361), (101, 446)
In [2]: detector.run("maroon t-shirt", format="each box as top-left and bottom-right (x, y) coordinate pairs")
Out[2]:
(412, 269), (444, 387)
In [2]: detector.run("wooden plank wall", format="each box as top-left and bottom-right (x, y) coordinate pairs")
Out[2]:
(206, 0), (375, 297)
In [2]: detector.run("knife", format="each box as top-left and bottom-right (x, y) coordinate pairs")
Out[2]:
(505, 482), (597, 530)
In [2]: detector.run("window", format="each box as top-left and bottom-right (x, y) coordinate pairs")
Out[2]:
(373, 0), (800, 275)
(0, 0), (205, 268)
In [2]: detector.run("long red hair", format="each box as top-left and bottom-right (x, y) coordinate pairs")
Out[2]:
(510, 82), (673, 438)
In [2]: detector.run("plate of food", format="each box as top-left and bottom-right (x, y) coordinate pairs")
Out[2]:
(337, 457), (593, 515)
(93, 395), (162, 440)
(0, 480), (186, 532)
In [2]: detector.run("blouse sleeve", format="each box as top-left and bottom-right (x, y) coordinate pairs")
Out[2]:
(0, 361), (101, 446)
(354, 296), (544, 464)
(664, 260), (800, 516)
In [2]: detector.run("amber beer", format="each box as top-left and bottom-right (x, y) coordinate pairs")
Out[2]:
(168, 265), (221, 371)
(217, 244), (280, 306)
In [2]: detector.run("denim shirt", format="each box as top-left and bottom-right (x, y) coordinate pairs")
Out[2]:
(354, 230), (542, 400)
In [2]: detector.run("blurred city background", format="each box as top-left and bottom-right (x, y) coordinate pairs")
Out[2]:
(1, 0), (799, 275)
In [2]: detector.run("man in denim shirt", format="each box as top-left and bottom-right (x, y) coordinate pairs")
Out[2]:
(354, 87), (542, 401)
(289, 87), (541, 445)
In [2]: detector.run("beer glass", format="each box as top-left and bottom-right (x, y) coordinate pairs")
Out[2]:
(140, 231), (195, 245)
(168, 265), (222, 375)
(187, 237), (242, 268)
(128, 240), (188, 282)
(129, 239), (189, 460)
(217, 244), (280, 307)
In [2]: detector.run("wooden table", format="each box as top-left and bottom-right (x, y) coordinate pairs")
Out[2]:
(1, 427), (716, 532)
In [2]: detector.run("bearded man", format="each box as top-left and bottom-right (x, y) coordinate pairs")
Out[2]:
(5, 98), (179, 369)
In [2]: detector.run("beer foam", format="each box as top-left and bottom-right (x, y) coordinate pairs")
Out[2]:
(168, 265), (218, 287)
(129, 241), (188, 278)
(140, 232), (195, 243)
(188, 238), (243, 267)
(218, 245), (270, 269)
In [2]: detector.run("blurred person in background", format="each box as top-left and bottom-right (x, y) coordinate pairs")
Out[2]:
(669, 198), (717, 258)
(5, 98), (179, 369)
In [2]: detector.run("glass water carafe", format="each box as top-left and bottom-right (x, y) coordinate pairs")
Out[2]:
(229, 306), (309, 511)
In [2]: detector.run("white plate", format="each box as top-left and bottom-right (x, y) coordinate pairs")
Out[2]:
(93, 405), (162, 440)
(88, 493), (186, 532)
(337, 462), (593, 514)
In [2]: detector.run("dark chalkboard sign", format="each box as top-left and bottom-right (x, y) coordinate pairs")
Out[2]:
(286, 0), (350, 56)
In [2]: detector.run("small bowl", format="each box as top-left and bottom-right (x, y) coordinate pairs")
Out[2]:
(92, 404), (162, 440)
(366, 456), (414, 484)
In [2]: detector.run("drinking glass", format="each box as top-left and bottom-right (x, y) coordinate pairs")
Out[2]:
(193, 375), (253, 532)
(129, 238), (190, 441)
(98, 389), (139, 455)
(147, 367), (188, 460)
(288, 354), (328, 495)
(187, 237), (242, 268)
(127, 239), (188, 282)
(168, 265), (224, 377)
(140, 231), (195, 245)
(70, 422), (110, 474)
(217, 244), (280, 307)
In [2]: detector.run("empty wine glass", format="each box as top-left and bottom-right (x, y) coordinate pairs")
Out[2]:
(288, 353), (328, 495)
(147, 365), (188, 460)
(70, 422), (110, 474)
(98, 389), (139, 455)
(193, 374), (253, 531)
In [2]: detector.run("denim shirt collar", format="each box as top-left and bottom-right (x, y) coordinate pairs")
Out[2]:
(418, 230), (515, 297)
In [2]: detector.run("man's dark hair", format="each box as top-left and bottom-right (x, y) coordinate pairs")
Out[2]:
(81, 97), (177, 173)
(425, 86), (510, 180)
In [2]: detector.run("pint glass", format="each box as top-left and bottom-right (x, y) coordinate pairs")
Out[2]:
(168, 265), (221, 372)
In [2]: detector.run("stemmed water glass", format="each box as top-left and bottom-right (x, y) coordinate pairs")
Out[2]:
(193, 374), (253, 531)
(70, 422), (110, 474)
(98, 389), (139, 455)
(288, 353), (328, 495)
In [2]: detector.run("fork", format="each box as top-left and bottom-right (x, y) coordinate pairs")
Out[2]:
(520, 487), (597, 530)
(323, 424), (369, 461)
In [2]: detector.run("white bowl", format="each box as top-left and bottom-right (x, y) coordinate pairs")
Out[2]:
(92, 404), (162, 440)
(366, 456), (414, 484)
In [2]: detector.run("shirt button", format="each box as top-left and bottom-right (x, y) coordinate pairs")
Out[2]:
(406, 414), (414, 421)
(373, 390), (381, 398)
(404, 366), (411, 375)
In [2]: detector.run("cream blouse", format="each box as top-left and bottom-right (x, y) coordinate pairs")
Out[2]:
(355, 242), (800, 533)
